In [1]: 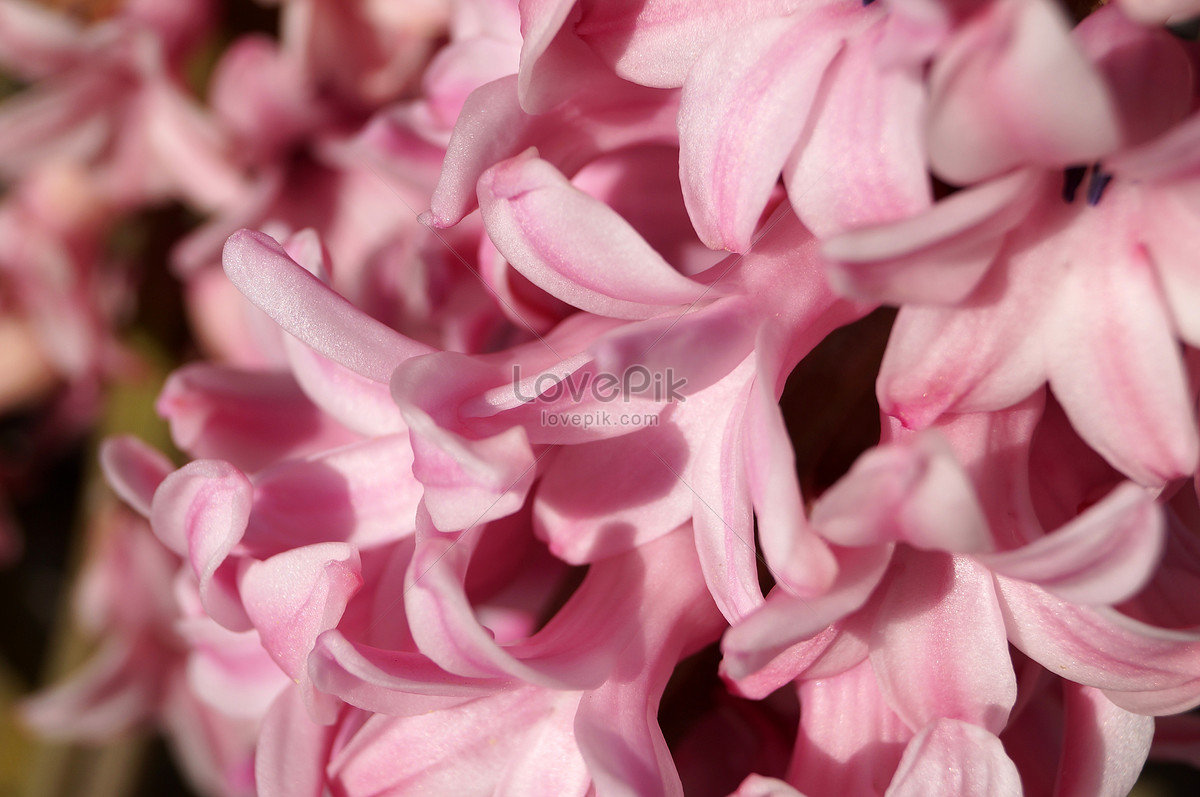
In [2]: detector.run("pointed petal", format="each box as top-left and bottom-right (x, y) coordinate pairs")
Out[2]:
(723, 611), (871, 699)
(309, 630), (505, 715)
(690, 365), (764, 622)
(222, 229), (433, 384)
(517, 0), (591, 113)
(926, 0), (1119, 184)
(745, 374), (837, 597)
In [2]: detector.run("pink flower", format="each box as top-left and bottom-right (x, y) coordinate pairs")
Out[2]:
(822, 6), (1200, 486)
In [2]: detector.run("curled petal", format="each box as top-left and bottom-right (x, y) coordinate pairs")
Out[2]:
(150, 459), (253, 630)
(427, 75), (679, 228)
(722, 545), (891, 683)
(821, 170), (1040, 304)
(240, 543), (363, 722)
(996, 575), (1200, 715)
(979, 483), (1164, 605)
(100, 436), (175, 518)
(812, 433), (992, 554)
(478, 150), (706, 319)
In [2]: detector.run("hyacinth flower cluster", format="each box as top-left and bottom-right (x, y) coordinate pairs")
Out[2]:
(9, 0), (1200, 794)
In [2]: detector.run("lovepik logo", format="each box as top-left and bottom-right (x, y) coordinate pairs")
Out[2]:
(511, 364), (687, 404)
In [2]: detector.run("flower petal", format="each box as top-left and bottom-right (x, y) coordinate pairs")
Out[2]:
(99, 436), (175, 518)
(784, 23), (931, 238)
(478, 150), (706, 318)
(996, 575), (1200, 715)
(1054, 682), (1153, 797)
(870, 552), (1016, 734)
(1044, 184), (1199, 487)
(678, 11), (849, 252)
(925, 0), (1118, 184)
(884, 719), (1022, 797)
(979, 482), (1164, 605)
(222, 229), (433, 384)
(150, 459), (254, 631)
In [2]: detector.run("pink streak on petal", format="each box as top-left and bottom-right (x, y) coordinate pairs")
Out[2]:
(577, 0), (806, 89)
(876, 258), (1051, 431)
(679, 11), (849, 252)
(789, 657), (911, 797)
(1045, 184), (1199, 487)
(158, 364), (360, 472)
(239, 543), (362, 685)
(785, 23), (931, 238)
